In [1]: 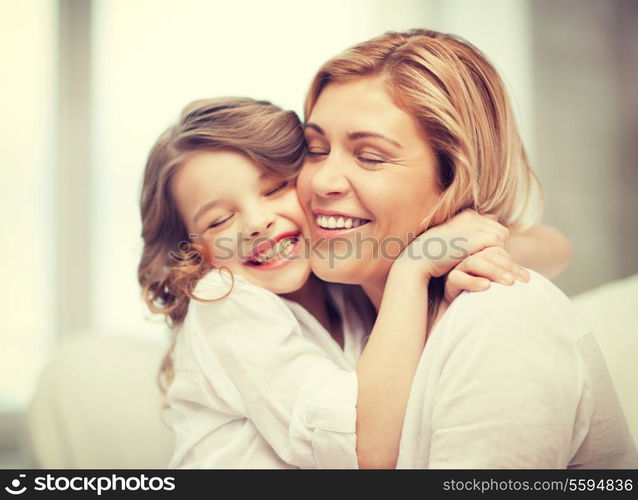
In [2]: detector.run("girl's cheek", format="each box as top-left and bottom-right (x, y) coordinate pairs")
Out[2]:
(296, 166), (312, 200)
(205, 233), (236, 265)
(282, 189), (305, 216)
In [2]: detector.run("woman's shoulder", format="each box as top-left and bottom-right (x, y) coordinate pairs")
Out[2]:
(453, 269), (575, 313)
(442, 269), (589, 342)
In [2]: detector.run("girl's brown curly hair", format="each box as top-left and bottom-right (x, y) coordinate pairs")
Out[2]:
(138, 97), (306, 391)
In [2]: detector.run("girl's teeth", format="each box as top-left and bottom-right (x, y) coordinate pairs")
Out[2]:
(344, 218), (353, 229)
(252, 237), (297, 264)
(328, 217), (337, 229)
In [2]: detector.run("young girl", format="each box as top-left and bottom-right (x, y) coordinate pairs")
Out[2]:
(138, 97), (569, 468)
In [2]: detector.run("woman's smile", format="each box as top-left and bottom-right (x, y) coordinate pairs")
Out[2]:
(311, 210), (372, 239)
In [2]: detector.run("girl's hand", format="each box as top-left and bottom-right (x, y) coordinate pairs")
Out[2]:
(443, 246), (531, 303)
(394, 209), (510, 280)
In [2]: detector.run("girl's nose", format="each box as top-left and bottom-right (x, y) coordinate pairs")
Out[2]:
(244, 213), (275, 238)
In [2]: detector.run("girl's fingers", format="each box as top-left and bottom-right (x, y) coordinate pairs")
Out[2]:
(465, 230), (503, 255)
(481, 249), (530, 282)
(458, 254), (515, 285)
(444, 270), (491, 303)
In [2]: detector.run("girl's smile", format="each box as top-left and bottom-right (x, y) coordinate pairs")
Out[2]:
(243, 230), (302, 269)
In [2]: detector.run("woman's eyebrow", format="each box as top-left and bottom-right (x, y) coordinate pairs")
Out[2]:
(304, 123), (324, 135)
(348, 131), (403, 149)
(305, 123), (402, 149)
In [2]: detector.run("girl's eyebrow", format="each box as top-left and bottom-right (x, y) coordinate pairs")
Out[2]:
(304, 123), (402, 149)
(194, 199), (220, 223)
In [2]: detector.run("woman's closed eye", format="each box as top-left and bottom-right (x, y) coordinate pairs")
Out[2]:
(357, 154), (385, 165)
(356, 150), (388, 167)
(306, 148), (329, 158)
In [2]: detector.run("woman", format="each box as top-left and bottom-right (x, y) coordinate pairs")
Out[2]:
(297, 29), (637, 468)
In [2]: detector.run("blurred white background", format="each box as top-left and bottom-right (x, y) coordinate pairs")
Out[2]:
(1, 0), (636, 467)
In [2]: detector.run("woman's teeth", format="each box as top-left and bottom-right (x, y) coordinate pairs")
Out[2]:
(251, 237), (296, 264)
(315, 215), (369, 230)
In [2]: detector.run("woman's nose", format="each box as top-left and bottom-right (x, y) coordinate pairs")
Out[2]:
(310, 155), (351, 198)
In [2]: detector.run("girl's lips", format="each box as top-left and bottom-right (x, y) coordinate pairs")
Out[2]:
(243, 234), (302, 271)
(247, 231), (300, 262)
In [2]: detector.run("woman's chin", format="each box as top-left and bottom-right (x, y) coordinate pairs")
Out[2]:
(310, 256), (387, 286)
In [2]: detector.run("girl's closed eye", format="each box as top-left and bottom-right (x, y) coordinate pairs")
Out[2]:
(264, 180), (289, 196)
(208, 213), (234, 229)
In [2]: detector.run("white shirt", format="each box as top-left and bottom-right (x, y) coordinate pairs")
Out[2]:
(164, 270), (372, 469)
(397, 270), (638, 468)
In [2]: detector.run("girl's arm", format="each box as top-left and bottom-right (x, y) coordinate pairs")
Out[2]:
(508, 224), (572, 278)
(355, 210), (512, 468)
(355, 262), (430, 469)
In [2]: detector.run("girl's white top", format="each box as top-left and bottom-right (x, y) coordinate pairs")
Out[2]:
(165, 270), (372, 469)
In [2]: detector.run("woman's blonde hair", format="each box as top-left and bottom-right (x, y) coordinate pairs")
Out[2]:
(138, 97), (305, 390)
(305, 29), (541, 231)
(304, 29), (542, 328)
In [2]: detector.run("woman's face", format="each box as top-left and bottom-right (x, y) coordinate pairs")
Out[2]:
(172, 150), (311, 294)
(297, 76), (442, 286)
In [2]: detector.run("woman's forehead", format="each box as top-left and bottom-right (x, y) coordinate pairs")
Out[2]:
(308, 77), (426, 147)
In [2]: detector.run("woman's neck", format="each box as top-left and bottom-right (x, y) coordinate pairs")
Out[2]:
(282, 273), (323, 311)
(361, 275), (389, 312)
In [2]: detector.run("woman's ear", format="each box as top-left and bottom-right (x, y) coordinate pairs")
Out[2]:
(417, 194), (453, 234)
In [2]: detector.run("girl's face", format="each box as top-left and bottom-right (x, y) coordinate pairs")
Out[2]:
(172, 150), (311, 294)
(297, 76), (442, 286)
